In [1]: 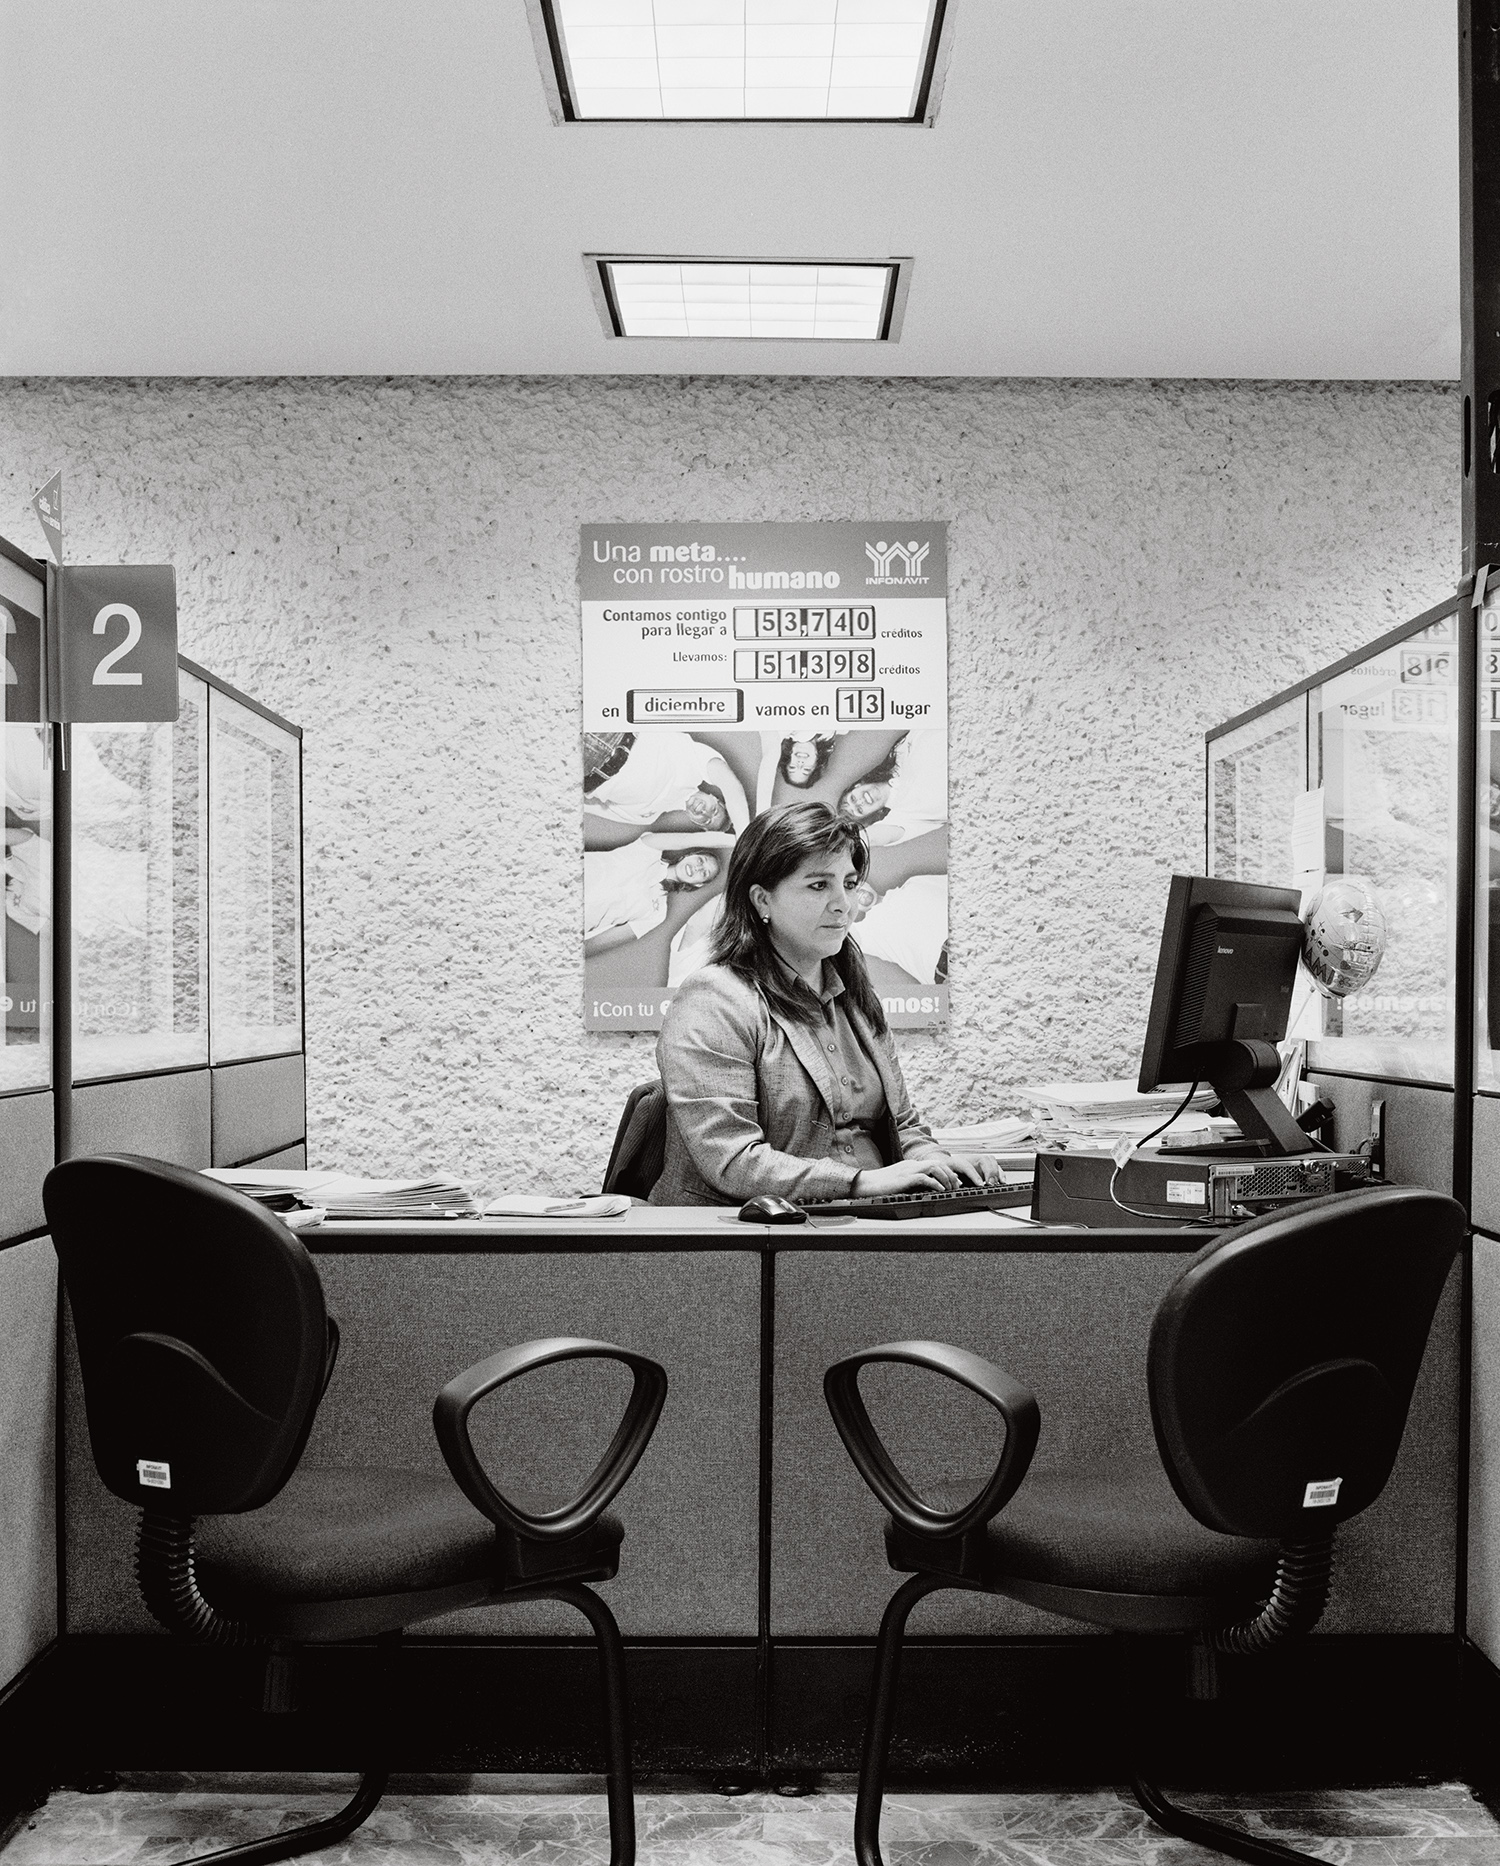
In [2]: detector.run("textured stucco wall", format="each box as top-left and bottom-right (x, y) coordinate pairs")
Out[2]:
(0, 377), (1458, 1194)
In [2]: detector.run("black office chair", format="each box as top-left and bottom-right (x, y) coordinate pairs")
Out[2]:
(45, 1153), (669, 1866)
(602, 1081), (666, 1200)
(823, 1184), (1464, 1866)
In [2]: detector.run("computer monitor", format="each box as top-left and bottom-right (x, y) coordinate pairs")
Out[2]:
(1137, 874), (1314, 1156)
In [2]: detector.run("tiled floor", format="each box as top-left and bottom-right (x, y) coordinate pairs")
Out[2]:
(3, 1779), (1499, 1866)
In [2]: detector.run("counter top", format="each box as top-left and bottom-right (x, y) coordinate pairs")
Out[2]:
(308, 1203), (1210, 1252)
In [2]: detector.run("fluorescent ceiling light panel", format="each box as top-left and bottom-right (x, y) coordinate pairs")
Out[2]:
(543, 1), (948, 122)
(600, 260), (898, 339)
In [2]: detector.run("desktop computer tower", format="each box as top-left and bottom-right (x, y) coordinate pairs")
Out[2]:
(1032, 1148), (1377, 1228)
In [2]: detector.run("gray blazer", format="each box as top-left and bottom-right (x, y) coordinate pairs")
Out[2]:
(648, 963), (944, 1206)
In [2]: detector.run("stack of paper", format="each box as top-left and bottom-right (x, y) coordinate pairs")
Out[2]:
(483, 1194), (631, 1219)
(203, 1169), (481, 1221)
(1021, 1080), (1224, 1152)
(928, 1116), (1035, 1150)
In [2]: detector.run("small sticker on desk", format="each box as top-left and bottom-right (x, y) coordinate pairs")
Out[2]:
(1165, 1180), (1206, 1205)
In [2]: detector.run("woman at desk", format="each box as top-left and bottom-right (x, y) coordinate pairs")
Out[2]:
(650, 802), (999, 1207)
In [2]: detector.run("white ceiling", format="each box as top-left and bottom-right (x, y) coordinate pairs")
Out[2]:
(0, 0), (1459, 379)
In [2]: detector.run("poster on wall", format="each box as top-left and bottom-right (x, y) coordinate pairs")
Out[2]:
(580, 521), (948, 1032)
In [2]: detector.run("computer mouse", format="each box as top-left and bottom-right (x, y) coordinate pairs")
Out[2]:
(737, 1194), (808, 1224)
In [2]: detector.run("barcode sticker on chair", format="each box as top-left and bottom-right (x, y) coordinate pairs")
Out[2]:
(136, 1460), (171, 1489)
(1303, 1478), (1341, 1508)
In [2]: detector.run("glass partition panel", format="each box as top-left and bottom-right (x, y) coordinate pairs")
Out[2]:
(73, 671), (208, 1079)
(1207, 697), (1307, 886)
(209, 690), (302, 1061)
(3, 579), (51, 1088)
(1478, 597), (1500, 1090)
(1308, 613), (1458, 1083)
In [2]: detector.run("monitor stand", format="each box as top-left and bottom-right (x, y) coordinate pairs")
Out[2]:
(1171, 1037), (1318, 1158)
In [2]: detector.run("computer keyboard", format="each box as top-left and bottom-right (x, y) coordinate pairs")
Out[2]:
(800, 1183), (1035, 1222)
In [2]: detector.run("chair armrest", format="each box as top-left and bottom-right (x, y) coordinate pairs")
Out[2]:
(823, 1339), (1040, 1539)
(433, 1336), (668, 1542)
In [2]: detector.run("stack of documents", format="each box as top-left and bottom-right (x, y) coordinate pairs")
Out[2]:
(203, 1169), (481, 1221)
(483, 1194), (631, 1219)
(1021, 1080), (1223, 1152)
(928, 1116), (1035, 1151)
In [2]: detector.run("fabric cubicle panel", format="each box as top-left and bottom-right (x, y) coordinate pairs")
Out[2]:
(1304, 1074), (1455, 1195)
(65, 1071), (212, 1167)
(1473, 1095), (1500, 1235)
(771, 1248), (1461, 1639)
(0, 1237), (58, 1691)
(1470, 1232), (1500, 1661)
(210, 1054), (306, 1167)
(0, 1091), (52, 1241)
(0, 1095), (58, 1694)
(1468, 1099), (1500, 1661)
(61, 1249), (760, 1639)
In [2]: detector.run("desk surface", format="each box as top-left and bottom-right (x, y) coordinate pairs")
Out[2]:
(310, 1203), (1209, 1252)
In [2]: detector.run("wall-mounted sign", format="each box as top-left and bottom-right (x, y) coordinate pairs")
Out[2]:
(580, 521), (949, 1032)
(51, 565), (179, 723)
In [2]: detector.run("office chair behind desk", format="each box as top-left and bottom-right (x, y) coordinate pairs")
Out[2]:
(602, 1081), (666, 1200)
(824, 1183), (1463, 1866)
(45, 1153), (668, 1866)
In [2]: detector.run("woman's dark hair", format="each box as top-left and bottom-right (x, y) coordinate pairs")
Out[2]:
(710, 803), (887, 1032)
(777, 733), (835, 788)
(660, 847), (722, 895)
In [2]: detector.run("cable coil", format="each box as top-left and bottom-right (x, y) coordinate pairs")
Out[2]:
(1209, 1534), (1335, 1655)
(136, 1508), (260, 1648)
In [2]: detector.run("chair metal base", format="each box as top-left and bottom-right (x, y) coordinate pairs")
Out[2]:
(549, 1580), (638, 1866)
(1130, 1776), (1325, 1866)
(853, 1570), (1327, 1866)
(162, 1767), (389, 1866)
(141, 1580), (637, 1866)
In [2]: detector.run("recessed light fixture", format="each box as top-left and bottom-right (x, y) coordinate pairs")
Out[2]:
(590, 258), (908, 340)
(531, 1), (952, 124)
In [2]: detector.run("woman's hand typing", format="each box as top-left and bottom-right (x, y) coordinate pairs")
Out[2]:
(943, 1151), (1003, 1186)
(851, 1159), (959, 1198)
(850, 1152), (1005, 1200)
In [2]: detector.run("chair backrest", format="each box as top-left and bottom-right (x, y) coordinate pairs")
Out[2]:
(1148, 1184), (1463, 1540)
(45, 1154), (330, 1517)
(601, 1081), (667, 1199)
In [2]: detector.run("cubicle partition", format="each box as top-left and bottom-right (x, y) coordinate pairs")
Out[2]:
(2, 548), (1483, 1797)
(61, 657), (306, 1172)
(0, 532), (306, 1816)
(40, 1209), (1465, 1787)
(0, 540), (58, 1740)
(1206, 582), (1500, 1701)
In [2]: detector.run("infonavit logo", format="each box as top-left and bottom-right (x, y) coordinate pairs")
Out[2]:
(864, 538), (931, 585)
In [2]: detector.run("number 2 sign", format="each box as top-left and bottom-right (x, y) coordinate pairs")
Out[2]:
(53, 566), (179, 722)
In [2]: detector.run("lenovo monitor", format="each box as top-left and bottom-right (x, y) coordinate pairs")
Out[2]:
(1138, 874), (1312, 1156)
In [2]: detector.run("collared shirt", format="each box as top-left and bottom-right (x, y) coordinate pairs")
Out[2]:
(790, 961), (887, 1176)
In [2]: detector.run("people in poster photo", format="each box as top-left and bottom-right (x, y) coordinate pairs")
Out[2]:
(583, 836), (729, 955)
(583, 730), (751, 847)
(581, 726), (948, 1004)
